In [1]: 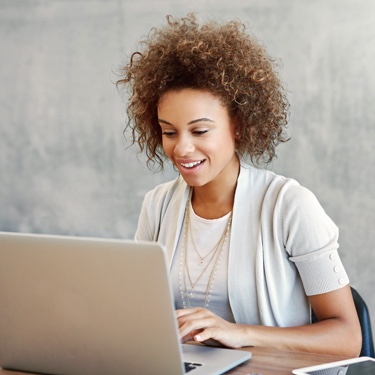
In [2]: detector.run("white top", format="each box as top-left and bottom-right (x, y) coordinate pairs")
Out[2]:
(135, 163), (349, 327)
(170, 202), (236, 322)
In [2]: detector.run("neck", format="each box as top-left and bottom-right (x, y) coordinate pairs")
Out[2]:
(191, 160), (240, 219)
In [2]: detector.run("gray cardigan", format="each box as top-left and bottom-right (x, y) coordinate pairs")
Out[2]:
(135, 163), (349, 327)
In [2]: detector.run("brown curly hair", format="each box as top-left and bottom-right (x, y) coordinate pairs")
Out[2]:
(116, 13), (290, 169)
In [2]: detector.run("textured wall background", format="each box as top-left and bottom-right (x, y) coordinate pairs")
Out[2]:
(1, 1), (374, 331)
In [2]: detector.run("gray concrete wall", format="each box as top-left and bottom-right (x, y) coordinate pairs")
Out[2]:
(1, 1), (374, 333)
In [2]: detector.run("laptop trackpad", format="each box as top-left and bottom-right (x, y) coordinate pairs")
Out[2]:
(182, 343), (251, 374)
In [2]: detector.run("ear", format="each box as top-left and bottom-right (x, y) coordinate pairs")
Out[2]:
(229, 114), (240, 138)
(233, 120), (241, 141)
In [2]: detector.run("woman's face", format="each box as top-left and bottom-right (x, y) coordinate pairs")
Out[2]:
(157, 88), (238, 188)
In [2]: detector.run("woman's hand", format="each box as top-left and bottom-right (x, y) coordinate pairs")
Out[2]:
(175, 286), (361, 357)
(176, 307), (249, 349)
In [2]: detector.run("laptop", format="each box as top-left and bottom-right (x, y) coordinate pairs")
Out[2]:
(0, 231), (251, 375)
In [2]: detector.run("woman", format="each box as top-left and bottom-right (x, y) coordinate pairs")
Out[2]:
(117, 13), (361, 356)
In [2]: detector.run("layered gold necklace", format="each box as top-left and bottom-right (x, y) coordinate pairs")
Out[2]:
(177, 188), (233, 309)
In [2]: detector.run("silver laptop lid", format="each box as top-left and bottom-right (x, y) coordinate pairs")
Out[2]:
(0, 232), (185, 375)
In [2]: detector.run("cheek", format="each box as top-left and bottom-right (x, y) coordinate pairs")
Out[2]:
(161, 138), (173, 157)
(216, 130), (236, 151)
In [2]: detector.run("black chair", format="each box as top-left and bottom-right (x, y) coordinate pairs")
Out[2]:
(311, 287), (374, 358)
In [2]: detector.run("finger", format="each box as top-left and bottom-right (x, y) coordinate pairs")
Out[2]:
(195, 324), (244, 349)
(176, 307), (204, 318)
(179, 316), (215, 339)
(193, 327), (216, 343)
(177, 309), (211, 329)
(181, 329), (203, 344)
(177, 308), (212, 324)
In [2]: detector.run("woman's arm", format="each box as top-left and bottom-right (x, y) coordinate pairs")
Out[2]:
(177, 285), (362, 357)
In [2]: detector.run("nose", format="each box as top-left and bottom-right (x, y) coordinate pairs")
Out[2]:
(174, 135), (195, 156)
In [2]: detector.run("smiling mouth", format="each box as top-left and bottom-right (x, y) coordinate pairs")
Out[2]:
(180, 160), (204, 169)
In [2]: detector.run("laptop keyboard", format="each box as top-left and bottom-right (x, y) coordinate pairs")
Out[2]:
(184, 361), (203, 373)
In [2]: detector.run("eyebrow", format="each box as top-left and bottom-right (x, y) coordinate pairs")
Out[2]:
(158, 118), (215, 126)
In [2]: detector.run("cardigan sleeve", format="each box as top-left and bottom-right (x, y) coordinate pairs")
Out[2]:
(281, 184), (349, 296)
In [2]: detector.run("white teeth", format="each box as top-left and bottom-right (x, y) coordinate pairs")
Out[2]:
(181, 161), (202, 168)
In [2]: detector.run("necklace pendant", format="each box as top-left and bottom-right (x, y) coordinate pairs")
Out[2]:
(199, 259), (204, 266)
(189, 291), (194, 298)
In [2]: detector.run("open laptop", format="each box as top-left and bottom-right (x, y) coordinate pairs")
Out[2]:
(0, 231), (251, 375)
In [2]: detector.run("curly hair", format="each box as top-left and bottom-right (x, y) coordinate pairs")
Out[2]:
(116, 13), (290, 169)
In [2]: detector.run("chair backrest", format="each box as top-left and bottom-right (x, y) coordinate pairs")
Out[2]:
(311, 287), (374, 358)
(351, 287), (375, 357)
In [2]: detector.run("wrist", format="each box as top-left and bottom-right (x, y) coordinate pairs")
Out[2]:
(233, 324), (257, 348)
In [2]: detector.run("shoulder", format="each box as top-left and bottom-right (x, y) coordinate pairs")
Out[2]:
(136, 176), (188, 241)
(237, 163), (328, 223)
(238, 162), (301, 199)
(142, 175), (187, 209)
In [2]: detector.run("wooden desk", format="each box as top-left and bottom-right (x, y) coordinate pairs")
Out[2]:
(225, 346), (348, 375)
(0, 346), (348, 375)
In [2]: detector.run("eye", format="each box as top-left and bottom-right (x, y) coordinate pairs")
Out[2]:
(193, 130), (209, 136)
(162, 130), (176, 137)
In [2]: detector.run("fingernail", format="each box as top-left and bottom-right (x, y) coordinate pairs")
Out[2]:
(194, 335), (201, 341)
